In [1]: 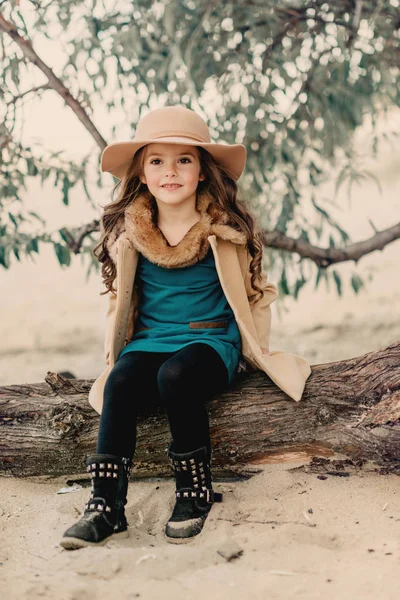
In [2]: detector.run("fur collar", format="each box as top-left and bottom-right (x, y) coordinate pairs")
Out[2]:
(106, 191), (247, 268)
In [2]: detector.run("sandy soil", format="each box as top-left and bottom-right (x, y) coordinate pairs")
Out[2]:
(1, 462), (399, 600)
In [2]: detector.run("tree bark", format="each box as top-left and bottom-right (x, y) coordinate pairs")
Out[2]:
(1, 342), (399, 479)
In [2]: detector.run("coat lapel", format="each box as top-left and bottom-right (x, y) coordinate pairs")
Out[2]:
(209, 235), (311, 401)
(208, 236), (261, 359)
(110, 237), (139, 363)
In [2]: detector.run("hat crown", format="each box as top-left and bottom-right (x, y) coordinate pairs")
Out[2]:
(135, 106), (211, 144)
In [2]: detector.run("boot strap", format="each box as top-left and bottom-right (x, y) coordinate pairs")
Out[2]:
(176, 488), (223, 504)
(86, 459), (131, 479)
(85, 498), (112, 513)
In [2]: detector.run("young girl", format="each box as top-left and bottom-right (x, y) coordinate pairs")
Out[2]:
(60, 106), (311, 550)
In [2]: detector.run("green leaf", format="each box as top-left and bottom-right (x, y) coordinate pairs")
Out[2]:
(82, 176), (91, 200)
(26, 158), (39, 177)
(280, 269), (290, 295)
(315, 267), (328, 290)
(334, 165), (350, 196)
(26, 238), (39, 253)
(300, 229), (310, 243)
(40, 168), (51, 184)
(0, 246), (7, 268)
(332, 270), (342, 296)
(337, 225), (351, 242)
(54, 243), (71, 266)
(8, 212), (18, 228)
(28, 211), (46, 225)
(293, 276), (306, 299)
(59, 228), (70, 244)
(0, 245), (10, 268)
(368, 219), (378, 233)
(351, 274), (364, 294)
(62, 176), (71, 206)
(311, 197), (331, 221)
(13, 246), (20, 261)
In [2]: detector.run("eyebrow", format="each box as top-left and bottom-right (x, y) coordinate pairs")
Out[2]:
(146, 151), (197, 159)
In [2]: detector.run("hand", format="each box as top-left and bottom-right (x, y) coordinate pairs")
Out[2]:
(261, 348), (271, 355)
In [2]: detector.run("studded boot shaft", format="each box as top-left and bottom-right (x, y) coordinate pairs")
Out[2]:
(60, 454), (132, 550)
(165, 444), (222, 542)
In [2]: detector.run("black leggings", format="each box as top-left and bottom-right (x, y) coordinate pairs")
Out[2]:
(96, 343), (230, 460)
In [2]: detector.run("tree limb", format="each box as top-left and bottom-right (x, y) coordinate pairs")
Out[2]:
(261, 221), (400, 266)
(0, 12), (107, 150)
(6, 83), (52, 106)
(57, 218), (400, 266)
(1, 342), (399, 478)
(59, 220), (99, 254)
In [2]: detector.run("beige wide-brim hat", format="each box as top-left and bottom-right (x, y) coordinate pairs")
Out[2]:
(100, 105), (247, 182)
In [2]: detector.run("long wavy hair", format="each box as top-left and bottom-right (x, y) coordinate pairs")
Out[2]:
(93, 146), (265, 301)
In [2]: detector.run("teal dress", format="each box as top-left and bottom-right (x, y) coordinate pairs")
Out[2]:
(118, 246), (242, 383)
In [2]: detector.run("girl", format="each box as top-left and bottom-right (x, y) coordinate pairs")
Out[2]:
(60, 106), (311, 550)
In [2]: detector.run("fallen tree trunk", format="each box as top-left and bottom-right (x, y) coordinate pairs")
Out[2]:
(1, 342), (400, 478)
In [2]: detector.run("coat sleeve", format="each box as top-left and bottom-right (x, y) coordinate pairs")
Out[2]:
(244, 249), (278, 351)
(104, 291), (117, 363)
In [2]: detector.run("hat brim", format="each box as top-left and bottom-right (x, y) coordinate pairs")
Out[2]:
(100, 137), (247, 182)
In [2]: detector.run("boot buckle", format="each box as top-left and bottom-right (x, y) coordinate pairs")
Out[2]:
(206, 489), (223, 503)
(86, 498), (112, 513)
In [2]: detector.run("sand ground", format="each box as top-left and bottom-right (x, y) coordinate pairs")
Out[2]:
(1, 462), (399, 600)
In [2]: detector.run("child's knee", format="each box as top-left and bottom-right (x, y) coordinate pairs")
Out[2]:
(157, 360), (187, 391)
(104, 368), (133, 396)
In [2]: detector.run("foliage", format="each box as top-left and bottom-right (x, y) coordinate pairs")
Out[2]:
(1, 0), (399, 296)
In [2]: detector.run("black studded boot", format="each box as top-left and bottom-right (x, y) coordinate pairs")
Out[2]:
(165, 444), (223, 543)
(60, 453), (132, 550)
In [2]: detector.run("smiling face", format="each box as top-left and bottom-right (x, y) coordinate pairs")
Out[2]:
(139, 143), (205, 209)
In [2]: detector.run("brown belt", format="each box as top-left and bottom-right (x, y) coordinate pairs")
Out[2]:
(136, 320), (227, 332)
(189, 321), (227, 329)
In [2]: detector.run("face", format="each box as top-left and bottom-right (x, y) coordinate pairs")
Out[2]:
(139, 143), (205, 208)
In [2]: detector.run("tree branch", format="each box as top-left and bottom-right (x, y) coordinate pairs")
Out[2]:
(346, 0), (364, 48)
(261, 221), (400, 267)
(1, 342), (400, 477)
(0, 12), (107, 150)
(58, 218), (400, 267)
(59, 220), (100, 254)
(6, 83), (52, 106)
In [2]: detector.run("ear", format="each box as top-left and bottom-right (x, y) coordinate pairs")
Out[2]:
(199, 172), (205, 182)
(139, 173), (147, 184)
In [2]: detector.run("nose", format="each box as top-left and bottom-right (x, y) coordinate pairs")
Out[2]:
(164, 161), (178, 177)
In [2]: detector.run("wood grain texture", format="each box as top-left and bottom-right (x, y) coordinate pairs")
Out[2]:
(1, 342), (399, 478)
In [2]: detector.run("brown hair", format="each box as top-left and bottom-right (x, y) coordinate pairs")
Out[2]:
(93, 146), (265, 301)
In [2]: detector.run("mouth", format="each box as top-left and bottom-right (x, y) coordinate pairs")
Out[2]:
(161, 184), (182, 190)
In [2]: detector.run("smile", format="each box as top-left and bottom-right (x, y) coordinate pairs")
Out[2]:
(162, 184), (182, 189)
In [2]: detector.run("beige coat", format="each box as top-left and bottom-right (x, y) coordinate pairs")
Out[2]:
(88, 194), (311, 414)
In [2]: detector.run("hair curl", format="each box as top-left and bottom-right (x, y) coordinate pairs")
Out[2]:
(93, 145), (265, 302)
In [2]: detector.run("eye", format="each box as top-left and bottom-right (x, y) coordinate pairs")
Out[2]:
(149, 157), (192, 164)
